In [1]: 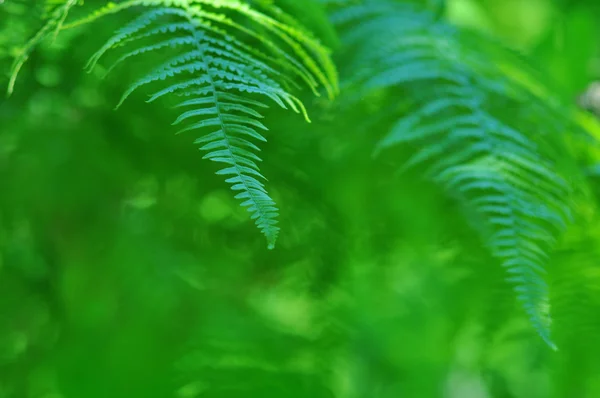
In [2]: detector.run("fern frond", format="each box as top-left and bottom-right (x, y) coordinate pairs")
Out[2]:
(77, 2), (336, 248)
(333, 1), (578, 347)
(9, 0), (337, 247)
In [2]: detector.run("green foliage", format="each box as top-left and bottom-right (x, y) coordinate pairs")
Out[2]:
(331, 0), (582, 348)
(9, 0), (337, 247)
(4, 0), (600, 396)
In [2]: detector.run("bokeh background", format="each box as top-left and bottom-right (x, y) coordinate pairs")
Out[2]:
(2, 0), (600, 397)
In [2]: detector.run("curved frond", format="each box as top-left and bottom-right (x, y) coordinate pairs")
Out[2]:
(79, 2), (337, 248)
(9, 0), (337, 247)
(333, 0), (579, 347)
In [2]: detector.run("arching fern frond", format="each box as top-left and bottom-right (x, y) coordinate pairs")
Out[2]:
(11, 0), (337, 248)
(332, 0), (579, 348)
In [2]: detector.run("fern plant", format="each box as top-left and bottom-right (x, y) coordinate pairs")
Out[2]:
(8, 0), (600, 396)
(330, 0), (587, 348)
(5, 0), (599, 352)
(8, 0), (338, 249)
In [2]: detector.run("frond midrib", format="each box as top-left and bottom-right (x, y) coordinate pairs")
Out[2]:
(181, 5), (278, 246)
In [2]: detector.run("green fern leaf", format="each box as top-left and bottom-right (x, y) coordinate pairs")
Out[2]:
(75, 1), (336, 248)
(334, 0), (579, 348)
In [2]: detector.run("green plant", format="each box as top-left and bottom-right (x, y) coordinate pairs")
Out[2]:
(8, 0), (338, 249)
(5, 0), (600, 395)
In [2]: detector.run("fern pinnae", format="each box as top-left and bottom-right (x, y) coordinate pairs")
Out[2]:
(188, 8), (323, 96)
(111, 18), (296, 90)
(85, 7), (183, 72)
(103, 36), (197, 78)
(188, 0), (338, 98)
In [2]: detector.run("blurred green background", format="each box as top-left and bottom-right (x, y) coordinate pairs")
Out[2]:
(2, 0), (600, 397)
